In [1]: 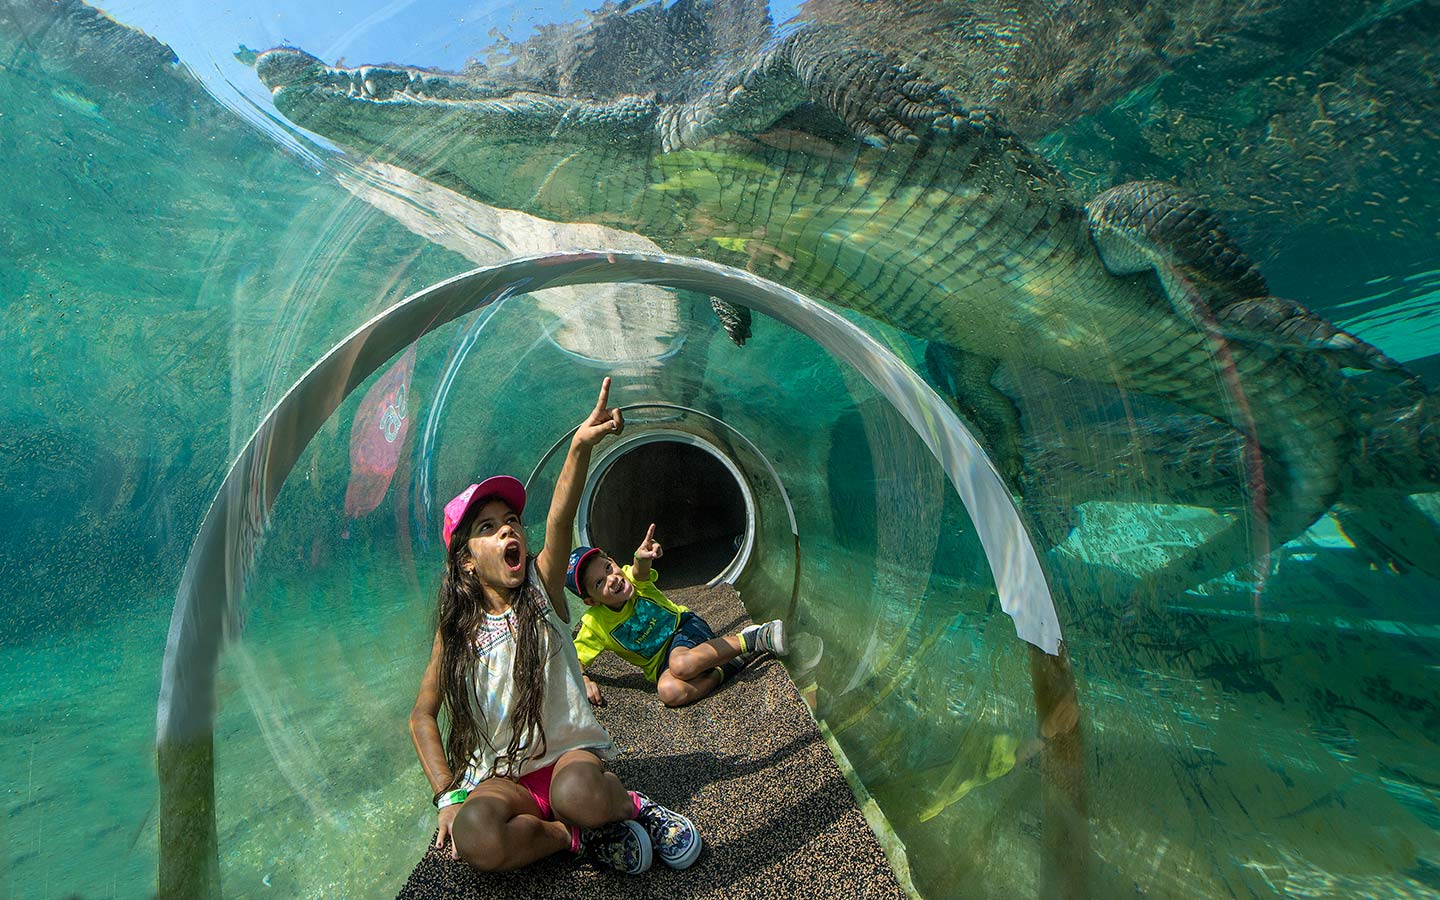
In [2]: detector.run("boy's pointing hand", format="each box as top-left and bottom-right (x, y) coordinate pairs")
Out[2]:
(636, 523), (663, 561)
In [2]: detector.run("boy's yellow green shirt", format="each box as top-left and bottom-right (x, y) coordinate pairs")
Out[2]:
(573, 565), (689, 682)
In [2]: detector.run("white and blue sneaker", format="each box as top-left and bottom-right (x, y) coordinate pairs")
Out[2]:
(741, 619), (787, 656)
(632, 792), (702, 870)
(577, 819), (652, 874)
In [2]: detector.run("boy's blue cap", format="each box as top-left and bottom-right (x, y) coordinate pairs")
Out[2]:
(566, 546), (602, 597)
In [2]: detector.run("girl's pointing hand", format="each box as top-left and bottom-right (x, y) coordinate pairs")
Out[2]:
(574, 377), (624, 447)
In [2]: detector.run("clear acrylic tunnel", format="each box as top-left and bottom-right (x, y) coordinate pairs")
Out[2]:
(155, 251), (1070, 896)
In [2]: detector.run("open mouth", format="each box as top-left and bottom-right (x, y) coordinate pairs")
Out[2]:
(503, 542), (522, 572)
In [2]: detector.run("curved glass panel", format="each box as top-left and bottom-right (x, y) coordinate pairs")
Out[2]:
(173, 259), (1037, 895)
(4, 1), (1437, 898)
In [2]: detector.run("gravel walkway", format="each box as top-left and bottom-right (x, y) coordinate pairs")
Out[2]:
(397, 579), (905, 899)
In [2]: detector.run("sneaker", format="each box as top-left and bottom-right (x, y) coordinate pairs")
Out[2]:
(577, 819), (652, 874)
(744, 619), (787, 656)
(632, 792), (702, 870)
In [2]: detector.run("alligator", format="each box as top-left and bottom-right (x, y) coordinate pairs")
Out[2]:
(254, 19), (1438, 599)
(804, 0), (1440, 250)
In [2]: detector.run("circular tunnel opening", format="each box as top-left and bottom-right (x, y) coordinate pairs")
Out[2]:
(581, 434), (752, 587)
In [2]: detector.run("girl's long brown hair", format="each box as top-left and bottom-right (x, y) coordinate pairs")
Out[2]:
(436, 506), (553, 784)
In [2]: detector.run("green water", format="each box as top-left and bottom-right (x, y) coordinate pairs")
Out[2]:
(4, 1), (1439, 899)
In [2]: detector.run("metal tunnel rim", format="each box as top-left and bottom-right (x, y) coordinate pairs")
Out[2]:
(579, 428), (758, 587)
(525, 401), (800, 593)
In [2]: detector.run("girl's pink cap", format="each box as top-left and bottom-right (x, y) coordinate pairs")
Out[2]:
(442, 475), (526, 548)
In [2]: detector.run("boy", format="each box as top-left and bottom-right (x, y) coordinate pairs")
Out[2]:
(566, 524), (787, 708)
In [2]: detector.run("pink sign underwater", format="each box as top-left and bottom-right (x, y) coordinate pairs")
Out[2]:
(344, 345), (416, 528)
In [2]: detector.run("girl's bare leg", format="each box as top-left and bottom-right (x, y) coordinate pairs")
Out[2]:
(549, 749), (634, 829)
(450, 778), (571, 872)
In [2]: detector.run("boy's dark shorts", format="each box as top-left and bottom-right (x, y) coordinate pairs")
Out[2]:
(657, 612), (715, 674)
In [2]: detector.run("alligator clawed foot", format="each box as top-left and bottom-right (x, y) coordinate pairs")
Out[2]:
(868, 71), (961, 146)
(780, 27), (984, 151)
(708, 297), (752, 346)
(1087, 180), (1409, 378)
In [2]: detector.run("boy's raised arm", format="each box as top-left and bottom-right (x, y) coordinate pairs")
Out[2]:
(537, 378), (623, 615)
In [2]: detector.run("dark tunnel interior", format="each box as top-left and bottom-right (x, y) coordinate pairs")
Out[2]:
(585, 439), (749, 586)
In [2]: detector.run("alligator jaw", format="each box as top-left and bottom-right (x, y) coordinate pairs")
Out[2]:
(256, 48), (501, 105)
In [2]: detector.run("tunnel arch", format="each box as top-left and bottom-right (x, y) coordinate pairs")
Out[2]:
(155, 250), (1067, 898)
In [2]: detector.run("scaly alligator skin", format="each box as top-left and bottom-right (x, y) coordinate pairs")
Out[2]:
(254, 26), (1437, 598)
(805, 0), (1440, 250)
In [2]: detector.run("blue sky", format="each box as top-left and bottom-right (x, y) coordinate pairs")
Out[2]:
(100, 0), (587, 73)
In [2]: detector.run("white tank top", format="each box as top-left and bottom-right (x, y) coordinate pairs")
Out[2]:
(460, 561), (615, 785)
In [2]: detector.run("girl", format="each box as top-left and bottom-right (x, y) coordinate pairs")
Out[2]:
(409, 378), (701, 875)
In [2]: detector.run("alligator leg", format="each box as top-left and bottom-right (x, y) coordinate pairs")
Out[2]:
(1082, 188), (1440, 592)
(708, 296), (752, 346)
(1084, 181), (1364, 600)
(659, 23), (966, 152)
(1088, 180), (1407, 375)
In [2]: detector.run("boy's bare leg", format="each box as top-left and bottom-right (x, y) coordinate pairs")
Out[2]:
(664, 635), (743, 681)
(658, 635), (753, 707)
(657, 667), (724, 707)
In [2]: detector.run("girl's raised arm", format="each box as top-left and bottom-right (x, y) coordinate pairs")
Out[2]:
(536, 378), (623, 614)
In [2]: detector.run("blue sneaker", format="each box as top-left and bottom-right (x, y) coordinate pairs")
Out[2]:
(633, 792), (702, 870)
(577, 819), (652, 874)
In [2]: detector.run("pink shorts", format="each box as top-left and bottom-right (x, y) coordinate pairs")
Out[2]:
(516, 762), (557, 819)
